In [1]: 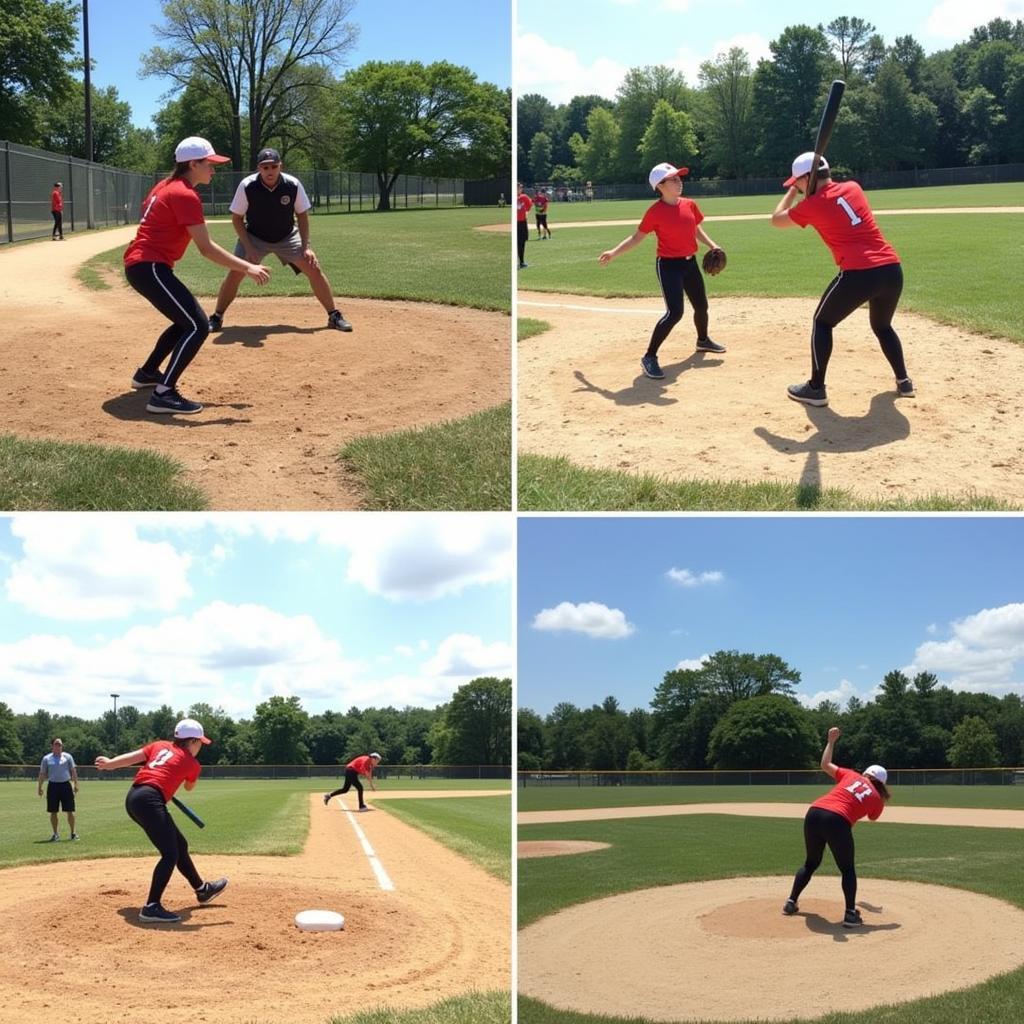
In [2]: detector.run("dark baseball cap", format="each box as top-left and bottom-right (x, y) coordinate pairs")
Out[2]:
(256, 148), (281, 165)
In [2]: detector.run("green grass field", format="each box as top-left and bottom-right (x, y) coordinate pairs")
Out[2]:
(329, 991), (510, 1024)
(518, 785), (1024, 1024)
(0, 777), (510, 872)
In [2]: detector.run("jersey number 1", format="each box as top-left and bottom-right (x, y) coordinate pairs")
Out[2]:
(836, 196), (863, 226)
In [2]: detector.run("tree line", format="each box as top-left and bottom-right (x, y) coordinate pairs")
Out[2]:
(518, 16), (1024, 185)
(0, 677), (512, 768)
(1, 0), (510, 209)
(518, 651), (1024, 772)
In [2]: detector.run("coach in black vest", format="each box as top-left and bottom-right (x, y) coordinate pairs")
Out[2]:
(208, 147), (353, 333)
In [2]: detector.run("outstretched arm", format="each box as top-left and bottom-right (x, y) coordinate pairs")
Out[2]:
(95, 749), (147, 771)
(599, 230), (647, 265)
(820, 727), (841, 779)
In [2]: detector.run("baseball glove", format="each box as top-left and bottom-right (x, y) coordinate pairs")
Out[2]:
(702, 247), (727, 275)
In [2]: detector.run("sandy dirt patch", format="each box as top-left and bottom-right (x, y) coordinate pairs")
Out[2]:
(517, 840), (610, 858)
(518, 290), (1024, 504)
(0, 794), (509, 1024)
(519, 875), (1024, 1021)
(0, 229), (509, 510)
(518, 801), (1024, 829)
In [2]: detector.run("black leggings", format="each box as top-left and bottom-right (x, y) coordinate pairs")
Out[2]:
(810, 262), (908, 387)
(647, 256), (709, 357)
(327, 768), (365, 808)
(51, 211), (63, 238)
(126, 784), (202, 905)
(124, 261), (210, 389)
(517, 220), (529, 264)
(788, 806), (858, 910)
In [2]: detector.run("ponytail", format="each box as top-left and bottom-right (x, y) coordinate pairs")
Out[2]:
(164, 161), (194, 182)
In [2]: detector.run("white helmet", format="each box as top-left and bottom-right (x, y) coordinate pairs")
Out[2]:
(863, 764), (887, 784)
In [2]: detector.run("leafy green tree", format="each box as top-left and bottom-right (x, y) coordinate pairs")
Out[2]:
(518, 708), (546, 768)
(626, 748), (656, 771)
(821, 16), (877, 79)
(546, 701), (586, 769)
(614, 65), (691, 180)
(336, 61), (507, 209)
(707, 695), (818, 770)
(142, 705), (180, 743)
(435, 677), (511, 765)
(15, 709), (53, 762)
(528, 130), (553, 182)
(0, 0), (78, 143)
(578, 106), (619, 183)
(1004, 54), (1024, 160)
(868, 60), (938, 168)
(698, 48), (757, 177)
(251, 696), (310, 764)
(36, 82), (133, 164)
(961, 85), (1008, 163)
(948, 715), (1001, 768)
(0, 702), (24, 763)
(636, 99), (698, 172)
(517, 92), (557, 156)
(702, 650), (801, 703)
(153, 78), (236, 167)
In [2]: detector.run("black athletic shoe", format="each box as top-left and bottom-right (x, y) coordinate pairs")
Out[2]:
(695, 337), (726, 353)
(323, 793), (331, 806)
(842, 908), (863, 928)
(896, 378), (915, 397)
(640, 354), (665, 380)
(782, 899), (799, 916)
(146, 387), (203, 415)
(328, 310), (353, 332)
(787, 381), (829, 407)
(195, 878), (228, 904)
(208, 312), (223, 331)
(131, 367), (163, 390)
(139, 903), (181, 924)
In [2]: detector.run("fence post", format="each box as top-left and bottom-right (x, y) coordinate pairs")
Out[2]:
(3, 142), (12, 244)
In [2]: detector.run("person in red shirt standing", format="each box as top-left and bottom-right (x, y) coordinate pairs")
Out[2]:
(95, 718), (228, 924)
(534, 189), (551, 240)
(323, 751), (381, 811)
(599, 162), (726, 380)
(782, 726), (890, 928)
(123, 136), (271, 415)
(50, 182), (64, 240)
(771, 152), (914, 407)
(516, 183), (533, 269)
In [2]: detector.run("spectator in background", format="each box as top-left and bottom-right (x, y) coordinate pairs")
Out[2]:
(534, 189), (551, 240)
(38, 738), (79, 841)
(51, 182), (64, 240)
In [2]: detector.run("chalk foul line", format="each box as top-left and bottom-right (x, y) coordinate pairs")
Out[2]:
(336, 801), (396, 891)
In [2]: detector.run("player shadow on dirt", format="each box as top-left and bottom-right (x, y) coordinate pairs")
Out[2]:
(210, 325), (321, 349)
(572, 352), (723, 407)
(102, 394), (253, 426)
(116, 906), (232, 931)
(753, 391), (910, 454)
(793, 910), (902, 941)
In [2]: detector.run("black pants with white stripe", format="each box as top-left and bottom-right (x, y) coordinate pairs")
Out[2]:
(326, 768), (366, 808)
(125, 261), (210, 390)
(126, 783), (202, 906)
(647, 256), (709, 357)
(810, 262), (908, 387)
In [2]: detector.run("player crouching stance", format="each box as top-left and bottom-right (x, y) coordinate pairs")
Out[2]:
(208, 148), (352, 334)
(771, 153), (914, 407)
(96, 718), (228, 924)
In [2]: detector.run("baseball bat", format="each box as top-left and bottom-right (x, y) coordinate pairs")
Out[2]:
(807, 79), (845, 196)
(171, 796), (205, 829)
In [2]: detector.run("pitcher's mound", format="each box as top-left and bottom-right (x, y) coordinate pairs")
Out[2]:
(518, 841), (610, 858)
(519, 875), (1024, 1021)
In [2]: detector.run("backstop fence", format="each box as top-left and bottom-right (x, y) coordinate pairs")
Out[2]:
(518, 768), (1024, 787)
(2, 762), (510, 782)
(0, 140), (484, 245)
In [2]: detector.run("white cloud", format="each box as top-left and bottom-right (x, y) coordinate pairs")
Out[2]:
(422, 633), (513, 678)
(517, 32), (628, 104)
(675, 654), (709, 671)
(925, 0), (1024, 41)
(5, 518), (192, 620)
(533, 601), (635, 639)
(799, 679), (867, 710)
(666, 568), (724, 587)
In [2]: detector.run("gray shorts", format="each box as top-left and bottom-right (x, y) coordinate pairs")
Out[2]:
(235, 228), (305, 272)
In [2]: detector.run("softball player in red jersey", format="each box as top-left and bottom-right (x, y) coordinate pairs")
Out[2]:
(123, 136), (270, 415)
(95, 718), (228, 924)
(599, 162), (726, 380)
(517, 183), (533, 268)
(783, 726), (890, 927)
(772, 152), (914, 406)
(534, 190), (551, 239)
(323, 752), (381, 811)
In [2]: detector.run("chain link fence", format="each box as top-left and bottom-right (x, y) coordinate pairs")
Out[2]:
(1, 140), (473, 244)
(519, 768), (1024, 787)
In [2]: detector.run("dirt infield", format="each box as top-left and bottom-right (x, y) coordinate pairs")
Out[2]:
(0, 230), (509, 510)
(519, 876), (1024, 1021)
(518, 289), (1024, 504)
(0, 793), (509, 1024)
(517, 840), (610, 858)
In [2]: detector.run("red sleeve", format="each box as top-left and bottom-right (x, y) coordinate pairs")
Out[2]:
(638, 203), (658, 234)
(166, 185), (205, 227)
(788, 198), (812, 228)
(689, 199), (704, 226)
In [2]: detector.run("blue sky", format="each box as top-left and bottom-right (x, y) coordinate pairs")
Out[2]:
(518, 516), (1024, 716)
(516, 0), (1024, 103)
(0, 514), (512, 720)
(78, 0), (511, 129)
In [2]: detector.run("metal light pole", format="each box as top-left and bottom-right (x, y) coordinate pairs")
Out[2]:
(110, 693), (120, 750)
(83, 0), (95, 228)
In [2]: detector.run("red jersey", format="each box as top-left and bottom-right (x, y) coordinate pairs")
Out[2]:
(812, 767), (885, 825)
(132, 740), (201, 802)
(124, 177), (206, 268)
(788, 180), (899, 270)
(638, 198), (704, 259)
(534, 194), (548, 214)
(347, 754), (375, 777)
(517, 193), (533, 221)
(51, 189), (63, 213)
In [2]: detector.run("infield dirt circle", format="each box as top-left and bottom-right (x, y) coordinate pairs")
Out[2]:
(0, 229), (509, 510)
(0, 792), (509, 1024)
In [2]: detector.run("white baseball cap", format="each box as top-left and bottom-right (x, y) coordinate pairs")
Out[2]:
(863, 764), (887, 784)
(784, 151), (829, 187)
(648, 162), (689, 191)
(370, 751), (382, 760)
(174, 718), (212, 745)
(174, 136), (230, 164)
